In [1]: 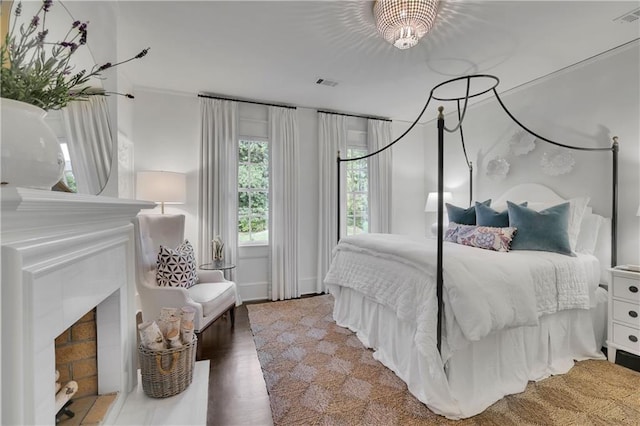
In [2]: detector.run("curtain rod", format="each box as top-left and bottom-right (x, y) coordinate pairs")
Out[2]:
(317, 109), (392, 122)
(197, 93), (296, 109)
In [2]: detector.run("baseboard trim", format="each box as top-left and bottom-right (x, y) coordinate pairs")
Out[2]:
(238, 281), (268, 302)
(238, 277), (319, 302)
(299, 276), (318, 296)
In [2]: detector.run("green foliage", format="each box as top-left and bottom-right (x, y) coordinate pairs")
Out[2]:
(238, 140), (269, 242)
(1, 1), (149, 110)
(346, 148), (369, 235)
(64, 170), (77, 192)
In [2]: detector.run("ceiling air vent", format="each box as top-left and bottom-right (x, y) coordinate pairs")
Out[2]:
(613, 7), (640, 24)
(316, 78), (338, 87)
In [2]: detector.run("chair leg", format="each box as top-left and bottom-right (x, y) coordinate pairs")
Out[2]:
(229, 306), (235, 328)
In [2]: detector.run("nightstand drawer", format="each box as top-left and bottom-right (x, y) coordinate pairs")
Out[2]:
(612, 276), (640, 303)
(612, 299), (640, 328)
(612, 323), (640, 354)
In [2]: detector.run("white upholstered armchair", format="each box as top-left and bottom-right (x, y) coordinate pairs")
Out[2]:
(134, 214), (241, 332)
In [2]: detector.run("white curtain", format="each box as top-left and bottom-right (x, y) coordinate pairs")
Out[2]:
(269, 107), (299, 300)
(61, 96), (113, 194)
(199, 98), (239, 282)
(367, 119), (392, 233)
(316, 113), (348, 293)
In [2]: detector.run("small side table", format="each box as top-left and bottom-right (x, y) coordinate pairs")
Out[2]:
(607, 267), (640, 363)
(200, 260), (236, 280)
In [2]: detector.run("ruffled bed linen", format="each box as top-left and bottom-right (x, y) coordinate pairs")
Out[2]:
(324, 233), (605, 419)
(328, 285), (607, 419)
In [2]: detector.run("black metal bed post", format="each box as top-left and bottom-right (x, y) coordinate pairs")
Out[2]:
(437, 106), (445, 355)
(469, 162), (473, 206)
(337, 151), (341, 244)
(612, 137), (618, 267)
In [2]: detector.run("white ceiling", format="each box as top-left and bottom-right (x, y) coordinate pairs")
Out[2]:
(115, 1), (640, 122)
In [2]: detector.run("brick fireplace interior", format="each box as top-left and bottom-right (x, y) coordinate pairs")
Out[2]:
(55, 308), (116, 425)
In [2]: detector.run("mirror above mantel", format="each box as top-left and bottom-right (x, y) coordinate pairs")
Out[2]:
(3, 0), (119, 195)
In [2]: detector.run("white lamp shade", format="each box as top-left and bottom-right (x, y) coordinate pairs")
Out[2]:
(424, 191), (453, 212)
(136, 171), (186, 204)
(637, 205), (640, 216)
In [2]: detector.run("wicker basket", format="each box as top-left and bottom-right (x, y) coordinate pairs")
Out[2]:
(138, 335), (197, 398)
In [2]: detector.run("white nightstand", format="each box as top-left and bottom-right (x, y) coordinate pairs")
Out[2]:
(607, 268), (640, 363)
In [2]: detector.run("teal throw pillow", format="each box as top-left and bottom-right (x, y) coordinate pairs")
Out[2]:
(446, 199), (491, 225)
(476, 201), (527, 228)
(507, 201), (573, 256)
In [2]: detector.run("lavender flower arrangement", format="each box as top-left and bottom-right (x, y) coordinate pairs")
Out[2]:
(1, 0), (149, 110)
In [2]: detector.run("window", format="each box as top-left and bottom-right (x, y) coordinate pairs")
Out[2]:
(346, 147), (369, 235)
(59, 142), (77, 192)
(238, 140), (269, 244)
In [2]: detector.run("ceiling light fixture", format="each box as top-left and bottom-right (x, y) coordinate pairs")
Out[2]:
(373, 0), (439, 50)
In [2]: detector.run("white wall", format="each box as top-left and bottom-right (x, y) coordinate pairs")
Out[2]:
(425, 41), (640, 266)
(132, 89), (200, 246)
(390, 121), (427, 236)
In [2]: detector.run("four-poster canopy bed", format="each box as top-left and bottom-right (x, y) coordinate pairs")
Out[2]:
(327, 74), (619, 419)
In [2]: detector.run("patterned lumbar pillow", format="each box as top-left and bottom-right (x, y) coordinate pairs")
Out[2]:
(444, 222), (462, 242)
(156, 240), (199, 288)
(454, 223), (517, 252)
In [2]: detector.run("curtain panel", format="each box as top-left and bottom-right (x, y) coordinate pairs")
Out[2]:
(199, 98), (239, 282)
(269, 107), (299, 300)
(316, 113), (348, 293)
(367, 119), (392, 233)
(61, 96), (113, 195)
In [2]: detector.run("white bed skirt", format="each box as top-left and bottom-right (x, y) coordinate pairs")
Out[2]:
(328, 284), (607, 419)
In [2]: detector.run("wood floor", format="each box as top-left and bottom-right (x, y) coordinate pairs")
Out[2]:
(197, 304), (273, 426)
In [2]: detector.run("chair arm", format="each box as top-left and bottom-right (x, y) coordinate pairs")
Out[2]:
(198, 269), (226, 283)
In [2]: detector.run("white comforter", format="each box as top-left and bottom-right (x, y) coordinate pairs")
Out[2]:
(324, 233), (599, 358)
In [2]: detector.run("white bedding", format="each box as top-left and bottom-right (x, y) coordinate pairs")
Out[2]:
(325, 233), (600, 359)
(324, 233), (604, 419)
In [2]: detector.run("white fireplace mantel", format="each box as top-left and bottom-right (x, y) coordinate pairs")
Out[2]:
(1, 187), (154, 425)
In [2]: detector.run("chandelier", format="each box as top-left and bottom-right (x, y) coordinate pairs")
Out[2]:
(373, 0), (439, 50)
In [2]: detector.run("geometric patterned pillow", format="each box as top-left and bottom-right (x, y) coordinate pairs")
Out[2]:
(156, 240), (199, 288)
(455, 224), (517, 252)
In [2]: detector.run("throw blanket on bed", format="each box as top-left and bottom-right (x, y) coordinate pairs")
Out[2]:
(324, 233), (595, 357)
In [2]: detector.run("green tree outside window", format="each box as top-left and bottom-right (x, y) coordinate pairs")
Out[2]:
(238, 140), (269, 243)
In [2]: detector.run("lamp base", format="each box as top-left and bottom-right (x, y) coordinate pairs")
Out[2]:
(431, 221), (451, 237)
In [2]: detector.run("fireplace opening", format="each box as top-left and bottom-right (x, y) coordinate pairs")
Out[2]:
(54, 308), (117, 425)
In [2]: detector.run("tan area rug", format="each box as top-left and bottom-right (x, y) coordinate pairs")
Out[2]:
(247, 294), (640, 425)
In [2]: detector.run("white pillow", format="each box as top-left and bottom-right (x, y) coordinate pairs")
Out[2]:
(593, 217), (612, 285)
(575, 211), (601, 255)
(527, 197), (590, 252)
(491, 200), (526, 212)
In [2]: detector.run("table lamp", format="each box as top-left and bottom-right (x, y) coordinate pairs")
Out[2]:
(424, 191), (453, 236)
(136, 170), (186, 214)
